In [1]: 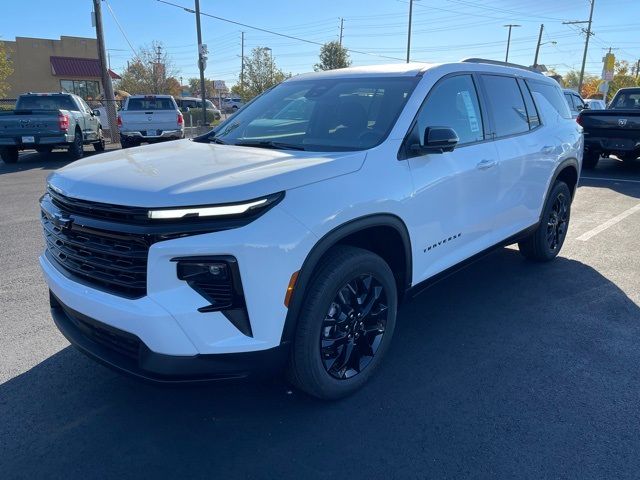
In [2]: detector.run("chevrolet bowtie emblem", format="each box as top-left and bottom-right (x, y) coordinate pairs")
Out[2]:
(618, 119), (628, 126)
(51, 212), (73, 230)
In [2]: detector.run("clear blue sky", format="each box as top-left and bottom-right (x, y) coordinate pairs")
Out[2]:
(1, 0), (639, 88)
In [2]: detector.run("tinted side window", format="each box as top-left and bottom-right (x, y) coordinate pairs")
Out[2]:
(481, 75), (529, 137)
(517, 78), (540, 128)
(526, 80), (572, 119)
(564, 93), (574, 111)
(572, 94), (584, 110)
(416, 74), (484, 145)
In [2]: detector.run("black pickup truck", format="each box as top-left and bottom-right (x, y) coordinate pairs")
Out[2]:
(577, 87), (640, 169)
(0, 93), (104, 164)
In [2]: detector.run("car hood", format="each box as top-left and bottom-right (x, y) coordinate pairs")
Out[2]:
(47, 139), (366, 207)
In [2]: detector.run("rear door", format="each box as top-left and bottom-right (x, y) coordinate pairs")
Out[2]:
(122, 97), (178, 135)
(479, 74), (553, 237)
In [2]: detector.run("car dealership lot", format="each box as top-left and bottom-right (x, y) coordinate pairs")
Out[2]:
(1, 153), (639, 478)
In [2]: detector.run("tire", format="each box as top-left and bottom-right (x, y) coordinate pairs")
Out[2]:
(518, 181), (572, 262)
(287, 246), (398, 400)
(0, 147), (19, 164)
(93, 129), (105, 152)
(67, 129), (84, 159)
(35, 146), (53, 154)
(120, 136), (133, 149)
(620, 152), (637, 164)
(582, 151), (599, 169)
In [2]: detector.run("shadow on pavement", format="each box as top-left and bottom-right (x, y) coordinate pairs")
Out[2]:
(2, 248), (640, 478)
(0, 147), (115, 175)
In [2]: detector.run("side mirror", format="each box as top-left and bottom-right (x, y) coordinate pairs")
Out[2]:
(180, 106), (190, 113)
(413, 127), (459, 154)
(576, 104), (587, 111)
(91, 109), (99, 116)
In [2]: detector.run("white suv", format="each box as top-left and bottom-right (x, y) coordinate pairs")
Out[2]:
(40, 59), (582, 399)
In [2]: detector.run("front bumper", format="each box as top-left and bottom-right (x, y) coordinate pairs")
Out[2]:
(50, 292), (288, 382)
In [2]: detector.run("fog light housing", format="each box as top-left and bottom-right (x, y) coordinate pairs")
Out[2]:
(173, 256), (253, 337)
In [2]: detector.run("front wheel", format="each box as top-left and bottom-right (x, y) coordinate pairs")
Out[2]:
(287, 246), (397, 400)
(518, 180), (571, 262)
(93, 128), (105, 152)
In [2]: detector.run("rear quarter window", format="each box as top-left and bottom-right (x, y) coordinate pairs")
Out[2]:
(527, 80), (572, 119)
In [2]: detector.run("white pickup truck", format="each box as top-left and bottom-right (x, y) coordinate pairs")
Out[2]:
(117, 95), (184, 148)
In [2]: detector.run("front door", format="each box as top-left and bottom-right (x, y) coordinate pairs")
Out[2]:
(405, 74), (501, 283)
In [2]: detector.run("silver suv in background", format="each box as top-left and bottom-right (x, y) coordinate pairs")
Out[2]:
(117, 95), (184, 148)
(563, 89), (587, 118)
(221, 97), (244, 113)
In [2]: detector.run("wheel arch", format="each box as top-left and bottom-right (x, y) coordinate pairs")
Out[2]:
(280, 214), (412, 344)
(541, 158), (579, 223)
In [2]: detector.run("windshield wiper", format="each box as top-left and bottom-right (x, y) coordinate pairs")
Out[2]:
(233, 140), (306, 151)
(208, 136), (228, 145)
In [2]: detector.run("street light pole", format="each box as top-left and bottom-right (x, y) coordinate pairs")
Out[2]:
(504, 24), (521, 62)
(406, 0), (413, 63)
(533, 24), (544, 69)
(194, 0), (207, 125)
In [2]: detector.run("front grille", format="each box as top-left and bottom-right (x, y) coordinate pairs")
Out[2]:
(42, 212), (149, 298)
(48, 187), (149, 224)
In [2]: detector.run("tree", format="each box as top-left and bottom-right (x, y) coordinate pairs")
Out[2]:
(0, 42), (14, 98)
(115, 42), (179, 95)
(235, 47), (289, 101)
(314, 41), (351, 71)
(606, 60), (639, 101)
(165, 77), (182, 97)
(188, 78), (216, 98)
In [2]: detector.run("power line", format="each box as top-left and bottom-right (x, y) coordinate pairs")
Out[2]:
(155, 0), (406, 62)
(103, 0), (140, 61)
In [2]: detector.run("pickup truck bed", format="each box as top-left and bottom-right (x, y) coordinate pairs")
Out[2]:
(578, 87), (640, 169)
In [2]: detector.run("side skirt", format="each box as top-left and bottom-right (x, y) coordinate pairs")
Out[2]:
(405, 223), (538, 300)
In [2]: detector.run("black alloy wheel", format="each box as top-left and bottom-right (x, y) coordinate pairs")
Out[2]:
(546, 192), (569, 252)
(320, 274), (389, 380)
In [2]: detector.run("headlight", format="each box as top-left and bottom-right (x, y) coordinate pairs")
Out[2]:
(147, 192), (283, 220)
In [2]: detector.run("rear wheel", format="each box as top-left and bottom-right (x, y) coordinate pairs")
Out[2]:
(518, 181), (571, 262)
(582, 151), (599, 169)
(93, 128), (105, 152)
(620, 152), (638, 163)
(287, 246), (397, 399)
(0, 147), (19, 164)
(67, 129), (84, 159)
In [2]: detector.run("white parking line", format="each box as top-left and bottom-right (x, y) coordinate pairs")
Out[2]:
(581, 176), (640, 184)
(576, 203), (640, 241)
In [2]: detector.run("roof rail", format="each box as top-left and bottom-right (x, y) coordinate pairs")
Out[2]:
(461, 58), (543, 74)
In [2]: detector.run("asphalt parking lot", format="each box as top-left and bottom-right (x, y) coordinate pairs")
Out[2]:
(1, 150), (639, 479)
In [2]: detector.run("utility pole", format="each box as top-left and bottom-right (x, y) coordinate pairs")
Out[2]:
(635, 59), (640, 80)
(564, 0), (595, 94)
(339, 18), (344, 46)
(406, 0), (413, 63)
(92, 0), (118, 143)
(153, 44), (162, 94)
(533, 24), (544, 69)
(504, 24), (521, 62)
(240, 31), (245, 95)
(194, 0), (207, 125)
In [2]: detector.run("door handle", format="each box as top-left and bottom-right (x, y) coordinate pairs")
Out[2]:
(476, 159), (497, 170)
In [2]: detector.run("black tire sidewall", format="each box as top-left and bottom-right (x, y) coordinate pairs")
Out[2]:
(69, 130), (84, 159)
(537, 181), (571, 260)
(93, 129), (105, 151)
(0, 147), (19, 164)
(291, 247), (398, 399)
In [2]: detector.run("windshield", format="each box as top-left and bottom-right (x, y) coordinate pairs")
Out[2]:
(17, 95), (76, 111)
(610, 91), (640, 110)
(209, 77), (419, 151)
